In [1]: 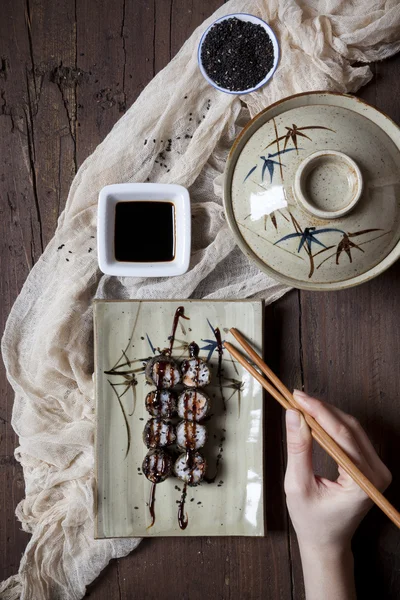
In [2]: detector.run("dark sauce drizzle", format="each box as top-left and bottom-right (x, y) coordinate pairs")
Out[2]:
(152, 357), (168, 416)
(148, 482), (156, 528)
(167, 306), (189, 356)
(151, 389), (175, 418)
(149, 390), (161, 413)
(144, 430), (171, 528)
(146, 306), (189, 528)
(144, 418), (163, 448)
(178, 483), (188, 530)
(146, 361), (167, 528)
(178, 451), (194, 530)
(188, 389), (198, 420)
(188, 341), (199, 357)
(183, 419), (197, 452)
(183, 341), (201, 386)
(177, 397), (196, 529)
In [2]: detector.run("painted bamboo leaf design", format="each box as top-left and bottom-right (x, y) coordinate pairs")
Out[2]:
(265, 124), (335, 153)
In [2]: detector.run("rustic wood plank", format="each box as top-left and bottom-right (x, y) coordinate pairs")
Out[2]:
(298, 54), (400, 600)
(25, 0), (78, 247)
(0, 0), (43, 581)
(265, 290), (303, 600)
(1, 0), (79, 584)
(76, 0), (126, 165)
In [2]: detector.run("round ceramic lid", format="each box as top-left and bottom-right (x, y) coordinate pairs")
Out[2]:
(224, 92), (400, 290)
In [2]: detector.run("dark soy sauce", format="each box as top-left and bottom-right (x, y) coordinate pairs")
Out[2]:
(114, 201), (175, 262)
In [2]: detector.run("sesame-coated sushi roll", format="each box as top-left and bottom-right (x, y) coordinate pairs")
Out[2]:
(174, 451), (206, 486)
(176, 420), (207, 451)
(142, 449), (173, 484)
(181, 342), (211, 388)
(177, 389), (210, 422)
(181, 356), (211, 388)
(145, 355), (181, 388)
(143, 417), (176, 449)
(145, 389), (177, 418)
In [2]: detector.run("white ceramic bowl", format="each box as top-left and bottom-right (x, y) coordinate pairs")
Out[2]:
(197, 13), (279, 95)
(97, 183), (191, 277)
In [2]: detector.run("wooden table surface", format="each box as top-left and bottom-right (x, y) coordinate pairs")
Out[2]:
(1, 1), (400, 598)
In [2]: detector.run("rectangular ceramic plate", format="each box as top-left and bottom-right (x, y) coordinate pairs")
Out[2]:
(94, 300), (264, 537)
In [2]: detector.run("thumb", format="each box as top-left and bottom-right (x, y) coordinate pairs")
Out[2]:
(285, 409), (314, 492)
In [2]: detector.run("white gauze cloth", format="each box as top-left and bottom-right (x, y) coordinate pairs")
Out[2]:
(1, 0), (400, 598)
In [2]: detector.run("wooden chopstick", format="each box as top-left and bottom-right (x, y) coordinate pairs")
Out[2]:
(224, 328), (400, 530)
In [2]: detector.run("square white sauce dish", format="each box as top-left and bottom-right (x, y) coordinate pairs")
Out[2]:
(97, 183), (191, 277)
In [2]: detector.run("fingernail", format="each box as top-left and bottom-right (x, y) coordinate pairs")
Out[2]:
(286, 409), (301, 430)
(293, 389), (308, 404)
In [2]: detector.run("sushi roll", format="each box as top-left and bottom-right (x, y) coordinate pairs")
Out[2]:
(180, 341), (211, 388)
(176, 420), (207, 451)
(145, 389), (177, 418)
(174, 451), (206, 486)
(142, 449), (173, 484)
(145, 354), (181, 388)
(181, 357), (211, 388)
(177, 389), (210, 422)
(143, 417), (176, 449)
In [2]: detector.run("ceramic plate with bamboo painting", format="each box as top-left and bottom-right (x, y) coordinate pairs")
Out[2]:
(224, 92), (400, 290)
(94, 300), (264, 538)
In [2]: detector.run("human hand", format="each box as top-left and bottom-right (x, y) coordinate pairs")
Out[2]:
(284, 390), (392, 553)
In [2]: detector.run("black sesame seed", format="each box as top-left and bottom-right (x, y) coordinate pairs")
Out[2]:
(201, 17), (274, 92)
